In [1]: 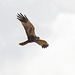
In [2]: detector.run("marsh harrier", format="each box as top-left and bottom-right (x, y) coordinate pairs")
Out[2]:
(17, 13), (49, 48)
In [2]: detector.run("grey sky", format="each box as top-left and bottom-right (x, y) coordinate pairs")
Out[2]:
(0, 0), (75, 75)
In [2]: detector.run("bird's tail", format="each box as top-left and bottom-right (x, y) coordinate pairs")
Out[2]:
(19, 40), (29, 46)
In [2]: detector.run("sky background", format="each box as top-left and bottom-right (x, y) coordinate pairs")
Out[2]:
(0, 0), (75, 75)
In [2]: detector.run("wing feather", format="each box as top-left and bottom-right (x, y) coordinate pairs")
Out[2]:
(35, 39), (49, 48)
(17, 13), (35, 38)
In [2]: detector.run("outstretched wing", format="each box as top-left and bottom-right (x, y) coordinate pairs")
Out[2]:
(17, 13), (36, 38)
(19, 40), (29, 46)
(35, 39), (49, 48)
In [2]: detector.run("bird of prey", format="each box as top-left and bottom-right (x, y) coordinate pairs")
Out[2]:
(17, 13), (49, 48)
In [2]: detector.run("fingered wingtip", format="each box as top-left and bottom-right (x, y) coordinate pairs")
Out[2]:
(42, 44), (49, 48)
(17, 13), (23, 17)
(17, 13), (26, 17)
(16, 13), (25, 21)
(16, 13), (28, 21)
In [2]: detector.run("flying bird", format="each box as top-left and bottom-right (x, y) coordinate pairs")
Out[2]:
(17, 13), (49, 48)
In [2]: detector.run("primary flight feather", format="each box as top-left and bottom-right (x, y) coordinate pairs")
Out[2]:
(17, 13), (49, 48)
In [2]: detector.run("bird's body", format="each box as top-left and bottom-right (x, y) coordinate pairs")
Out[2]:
(17, 13), (49, 48)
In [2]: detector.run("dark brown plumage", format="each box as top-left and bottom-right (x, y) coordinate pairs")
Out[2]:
(17, 13), (49, 48)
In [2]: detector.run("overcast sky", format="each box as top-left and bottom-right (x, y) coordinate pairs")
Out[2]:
(0, 0), (75, 75)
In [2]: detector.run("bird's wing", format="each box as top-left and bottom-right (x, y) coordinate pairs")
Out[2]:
(17, 13), (36, 38)
(35, 39), (49, 48)
(19, 40), (29, 46)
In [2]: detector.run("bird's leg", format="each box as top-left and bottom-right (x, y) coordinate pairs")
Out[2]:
(35, 36), (40, 40)
(28, 35), (40, 42)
